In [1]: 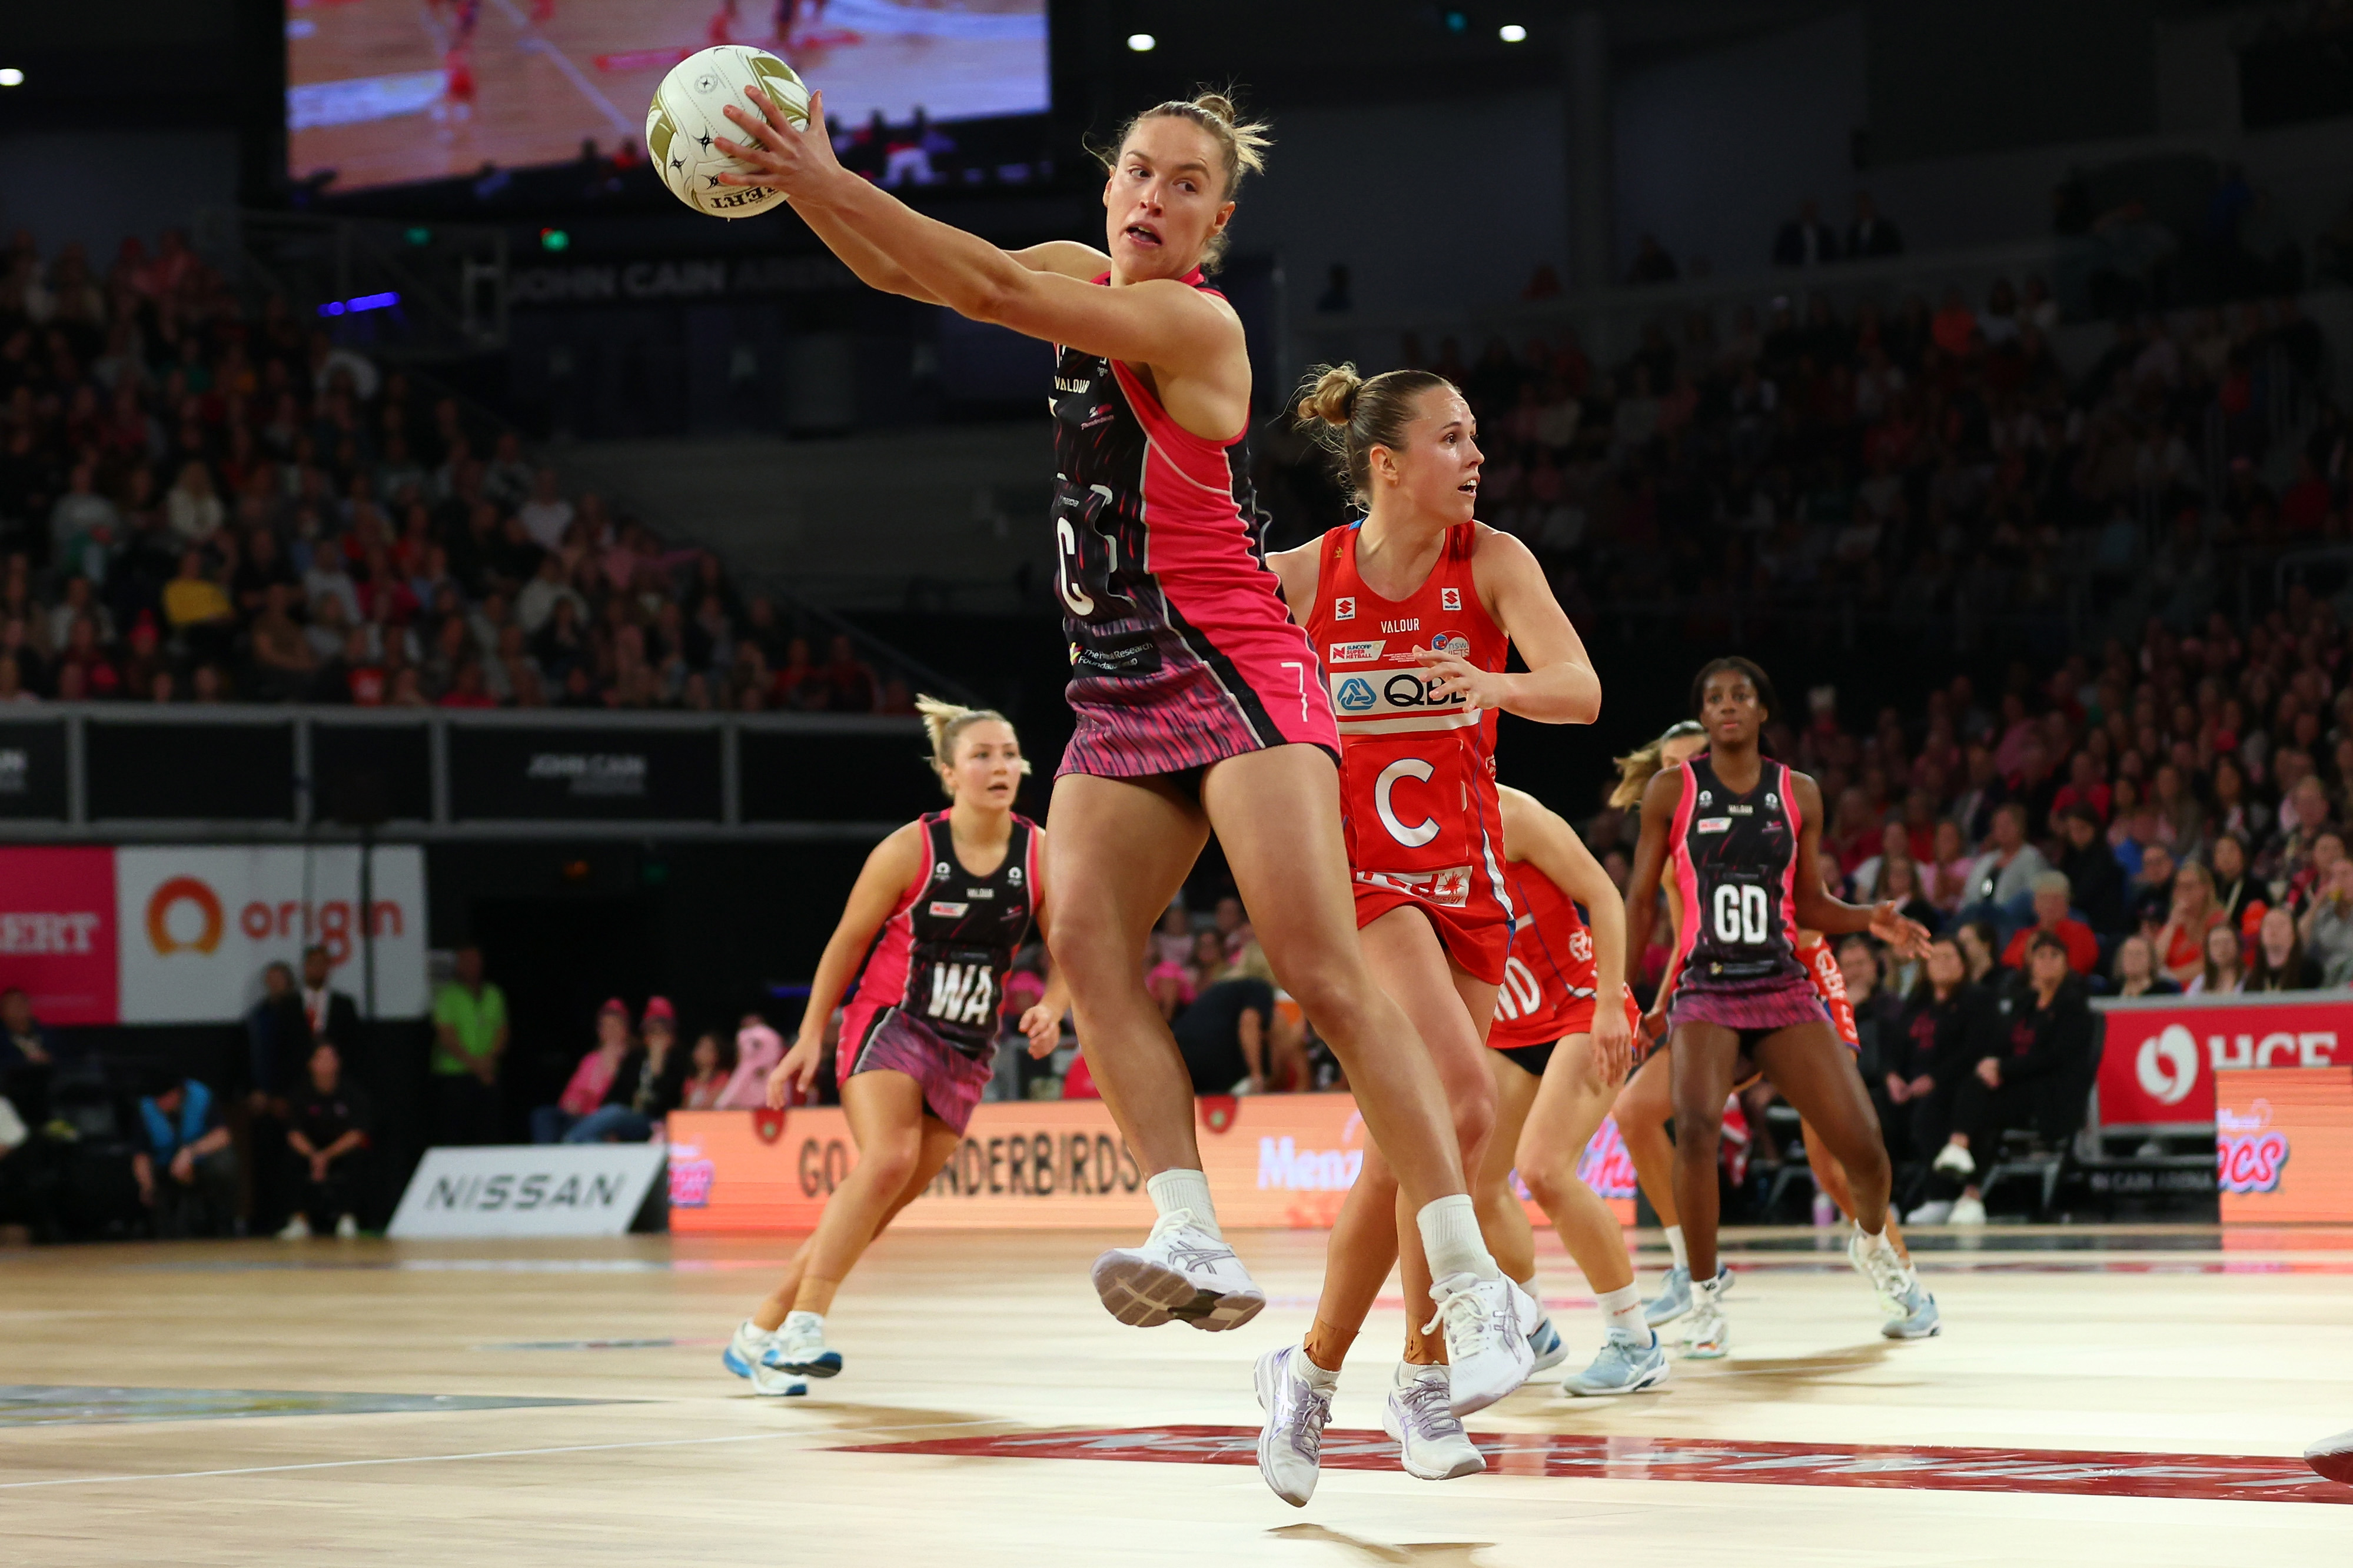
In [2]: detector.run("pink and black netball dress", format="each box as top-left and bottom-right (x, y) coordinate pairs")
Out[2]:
(837, 810), (1039, 1132)
(1049, 269), (1340, 781)
(1663, 754), (1833, 1038)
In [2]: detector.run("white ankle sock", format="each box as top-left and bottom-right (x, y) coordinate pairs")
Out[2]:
(1295, 1351), (1340, 1392)
(1597, 1283), (1649, 1341)
(1146, 1168), (1220, 1237)
(1415, 1194), (1498, 1283)
(1513, 1273), (1541, 1313)
(1664, 1224), (1689, 1271)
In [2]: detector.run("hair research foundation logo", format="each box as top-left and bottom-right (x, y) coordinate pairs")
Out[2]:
(2136, 1024), (2202, 1106)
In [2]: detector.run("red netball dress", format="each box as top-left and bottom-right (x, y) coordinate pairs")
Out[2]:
(1491, 859), (1641, 1057)
(1301, 521), (1513, 983)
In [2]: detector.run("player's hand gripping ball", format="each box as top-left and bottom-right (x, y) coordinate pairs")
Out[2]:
(647, 46), (809, 218)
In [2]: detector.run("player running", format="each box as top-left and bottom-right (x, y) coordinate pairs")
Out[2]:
(1621, 658), (1930, 1357)
(1254, 364), (1601, 1502)
(1473, 784), (1666, 1397)
(722, 699), (1064, 1394)
(714, 91), (1541, 1403)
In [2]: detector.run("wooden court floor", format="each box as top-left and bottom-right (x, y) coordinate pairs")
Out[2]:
(3, 1224), (2349, 1564)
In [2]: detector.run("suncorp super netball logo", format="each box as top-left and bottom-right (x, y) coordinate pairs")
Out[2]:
(144, 877), (224, 955)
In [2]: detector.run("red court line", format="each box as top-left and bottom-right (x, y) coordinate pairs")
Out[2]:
(839, 1427), (2351, 1506)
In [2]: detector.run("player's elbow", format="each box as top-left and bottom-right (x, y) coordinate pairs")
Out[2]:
(960, 271), (1030, 329)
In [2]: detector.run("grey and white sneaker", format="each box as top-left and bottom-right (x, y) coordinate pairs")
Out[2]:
(1527, 1311), (1570, 1373)
(1426, 1273), (1536, 1416)
(1092, 1209), (1267, 1331)
(1254, 1346), (1334, 1507)
(1647, 1264), (1734, 1327)
(1380, 1362), (1485, 1480)
(1905, 1199), (1955, 1226)
(769, 1309), (842, 1378)
(1643, 1264), (1692, 1326)
(1932, 1141), (1975, 1179)
(1847, 1223), (1919, 1318)
(1561, 1330), (1671, 1397)
(1881, 1281), (1942, 1340)
(1680, 1271), (1730, 1359)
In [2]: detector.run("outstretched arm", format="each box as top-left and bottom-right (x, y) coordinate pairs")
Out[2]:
(1790, 773), (1930, 956)
(718, 89), (1239, 375)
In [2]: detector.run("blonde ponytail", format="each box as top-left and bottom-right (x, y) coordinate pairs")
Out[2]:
(915, 694), (1029, 797)
(1609, 720), (1706, 809)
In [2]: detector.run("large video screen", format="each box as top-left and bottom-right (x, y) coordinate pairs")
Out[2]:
(287, 0), (1050, 195)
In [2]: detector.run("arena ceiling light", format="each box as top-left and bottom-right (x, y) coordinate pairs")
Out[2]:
(1500, 24), (1527, 43)
(1126, 33), (1155, 52)
(0, 68), (24, 87)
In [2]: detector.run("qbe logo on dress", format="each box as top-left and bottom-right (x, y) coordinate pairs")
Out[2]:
(1336, 677), (1378, 711)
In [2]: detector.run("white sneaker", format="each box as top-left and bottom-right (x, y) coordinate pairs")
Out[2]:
(1846, 1223), (1914, 1317)
(749, 1362), (808, 1397)
(1380, 1362), (1485, 1481)
(1425, 1273), (1536, 1416)
(1932, 1141), (1975, 1179)
(722, 1317), (804, 1397)
(1905, 1199), (1955, 1226)
(770, 1309), (842, 1378)
(1254, 1346), (1333, 1507)
(275, 1216), (310, 1241)
(1681, 1271), (1730, 1359)
(334, 1214), (360, 1240)
(1948, 1194), (1988, 1226)
(1091, 1209), (1266, 1331)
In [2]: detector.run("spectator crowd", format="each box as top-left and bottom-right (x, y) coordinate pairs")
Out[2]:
(1299, 269), (2337, 664)
(0, 227), (913, 715)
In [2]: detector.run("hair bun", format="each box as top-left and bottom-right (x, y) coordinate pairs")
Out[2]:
(1297, 363), (1362, 427)
(1191, 91), (1237, 125)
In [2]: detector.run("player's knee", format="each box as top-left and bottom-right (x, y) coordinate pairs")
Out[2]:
(1673, 1091), (1724, 1147)
(862, 1134), (921, 1191)
(1514, 1140), (1572, 1209)
(1270, 949), (1364, 1033)
(1449, 1074), (1497, 1159)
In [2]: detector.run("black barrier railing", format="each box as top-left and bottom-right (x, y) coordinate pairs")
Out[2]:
(0, 706), (930, 841)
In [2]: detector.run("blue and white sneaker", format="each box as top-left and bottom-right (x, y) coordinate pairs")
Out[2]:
(1561, 1331), (1671, 1397)
(1643, 1266), (1691, 1326)
(1644, 1264), (1733, 1327)
(767, 1310), (842, 1379)
(1880, 1281), (1942, 1340)
(1527, 1311), (1570, 1373)
(723, 1319), (807, 1397)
